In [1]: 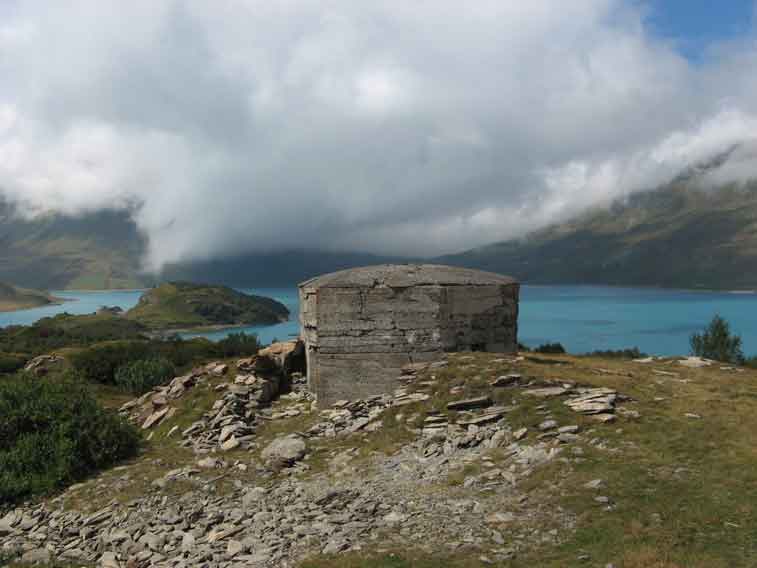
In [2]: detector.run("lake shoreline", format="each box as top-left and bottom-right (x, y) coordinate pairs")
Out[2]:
(3, 285), (757, 357)
(0, 296), (72, 314)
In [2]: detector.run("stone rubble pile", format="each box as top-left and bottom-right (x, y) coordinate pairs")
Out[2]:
(119, 366), (211, 428)
(117, 351), (301, 453)
(180, 371), (283, 453)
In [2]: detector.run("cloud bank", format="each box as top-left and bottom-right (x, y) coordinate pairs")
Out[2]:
(1, 0), (757, 269)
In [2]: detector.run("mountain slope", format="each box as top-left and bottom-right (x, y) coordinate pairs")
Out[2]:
(0, 201), (147, 290)
(442, 182), (757, 289)
(0, 281), (62, 312)
(0, 200), (404, 289)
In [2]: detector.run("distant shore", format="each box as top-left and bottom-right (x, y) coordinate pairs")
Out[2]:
(0, 295), (70, 314)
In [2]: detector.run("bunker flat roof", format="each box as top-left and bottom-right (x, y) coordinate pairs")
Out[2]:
(299, 264), (517, 289)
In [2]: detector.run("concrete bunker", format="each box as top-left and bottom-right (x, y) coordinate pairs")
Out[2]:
(299, 264), (519, 405)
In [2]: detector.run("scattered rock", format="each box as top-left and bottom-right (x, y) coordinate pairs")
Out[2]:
(584, 479), (605, 490)
(23, 354), (64, 376)
(565, 389), (617, 415)
(262, 434), (308, 466)
(486, 512), (515, 524)
(491, 374), (521, 387)
(524, 387), (569, 398)
(20, 548), (52, 565)
(538, 419), (558, 431)
(141, 407), (170, 429)
(590, 413), (616, 424)
(678, 356), (713, 368)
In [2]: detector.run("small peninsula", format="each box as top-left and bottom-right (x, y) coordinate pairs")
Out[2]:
(0, 281), (63, 313)
(126, 281), (289, 330)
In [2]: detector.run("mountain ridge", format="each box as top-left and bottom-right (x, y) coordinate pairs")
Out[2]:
(441, 180), (757, 290)
(3, 173), (757, 290)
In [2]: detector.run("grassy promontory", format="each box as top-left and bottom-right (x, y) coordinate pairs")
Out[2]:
(0, 282), (62, 313)
(126, 281), (289, 330)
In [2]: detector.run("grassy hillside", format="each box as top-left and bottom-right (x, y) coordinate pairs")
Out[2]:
(443, 182), (757, 289)
(6, 350), (757, 567)
(126, 281), (290, 329)
(0, 282), (61, 312)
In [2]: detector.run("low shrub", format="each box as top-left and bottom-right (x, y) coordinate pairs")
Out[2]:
(216, 332), (260, 358)
(69, 340), (152, 384)
(114, 357), (176, 395)
(534, 342), (566, 354)
(68, 333), (262, 387)
(0, 353), (28, 374)
(584, 347), (647, 359)
(0, 372), (140, 505)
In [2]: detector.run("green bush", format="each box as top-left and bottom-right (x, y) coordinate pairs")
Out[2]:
(534, 342), (566, 354)
(584, 347), (647, 359)
(0, 313), (145, 356)
(690, 314), (744, 364)
(69, 340), (152, 384)
(152, 336), (219, 367)
(216, 332), (260, 358)
(0, 372), (140, 505)
(114, 358), (176, 394)
(0, 353), (28, 374)
(68, 336), (249, 385)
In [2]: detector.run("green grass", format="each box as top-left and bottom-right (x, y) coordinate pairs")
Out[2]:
(300, 551), (496, 568)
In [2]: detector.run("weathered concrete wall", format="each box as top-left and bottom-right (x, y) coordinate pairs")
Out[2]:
(300, 265), (519, 405)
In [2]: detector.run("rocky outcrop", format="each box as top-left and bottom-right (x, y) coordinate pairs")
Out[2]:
(22, 354), (64, 376)
(120, 353), (299, 453)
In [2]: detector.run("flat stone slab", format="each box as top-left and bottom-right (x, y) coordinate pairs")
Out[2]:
(491, 374), (521, 387)
(142, 407), (170, 430)
(446, 396), (492, 411)
(524, 387), (569, 398)
(456, 407), (507, 426)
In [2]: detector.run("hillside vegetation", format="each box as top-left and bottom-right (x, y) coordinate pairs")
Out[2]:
(126, 281), (290, 329)
(0, 282), (61, 312)
(444, 182), (757, 289)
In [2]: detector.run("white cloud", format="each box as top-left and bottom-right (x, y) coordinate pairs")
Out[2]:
(0, 0), (756, 268)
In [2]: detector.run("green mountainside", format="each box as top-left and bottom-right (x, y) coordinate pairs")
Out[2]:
(442, 181), (757, 289)
(0, 200), (147, 290)
(0, 281), (61, 312)
(126, 281), (290, 329)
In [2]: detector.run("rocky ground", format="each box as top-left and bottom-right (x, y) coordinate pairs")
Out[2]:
(2, 351), (757, 567)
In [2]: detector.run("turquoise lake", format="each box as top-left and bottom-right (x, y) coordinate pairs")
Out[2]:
(2, 285), (757, 357)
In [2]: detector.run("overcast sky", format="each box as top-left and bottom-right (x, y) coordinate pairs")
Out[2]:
(2, 1), (757, 270)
